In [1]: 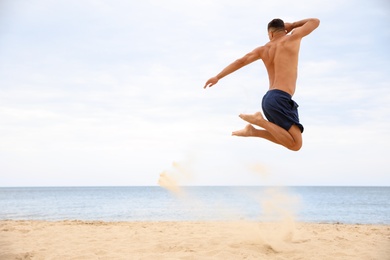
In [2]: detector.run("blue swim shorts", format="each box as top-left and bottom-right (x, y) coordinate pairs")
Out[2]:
(261, 89), (304, 133)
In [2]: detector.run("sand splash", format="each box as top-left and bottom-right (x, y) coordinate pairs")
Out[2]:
(158, 159), (193, 196)
(256, 187), (301, 252)
(158, 160), (302, 252)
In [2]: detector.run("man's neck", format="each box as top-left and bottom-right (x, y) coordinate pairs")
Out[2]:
(271, 31), (286, 41)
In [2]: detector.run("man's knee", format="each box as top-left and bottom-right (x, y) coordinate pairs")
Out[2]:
(288, 142), (302, 151)
(287, 125), (302, 151)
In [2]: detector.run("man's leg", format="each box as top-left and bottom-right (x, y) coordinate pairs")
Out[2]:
(232, 124), (281, 144)
(232, 112), (302, 151)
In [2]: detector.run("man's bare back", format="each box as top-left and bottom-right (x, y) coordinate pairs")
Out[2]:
(204, 18), (320, 151)
(261, 35), (300, 96)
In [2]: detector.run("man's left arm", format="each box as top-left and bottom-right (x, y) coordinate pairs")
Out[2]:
(285, 18), (320, 38)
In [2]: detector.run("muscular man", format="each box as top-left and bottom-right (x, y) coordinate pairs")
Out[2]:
(204, 18), (320, 151)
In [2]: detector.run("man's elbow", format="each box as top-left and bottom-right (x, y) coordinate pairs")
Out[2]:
(311, 18), (320, 28)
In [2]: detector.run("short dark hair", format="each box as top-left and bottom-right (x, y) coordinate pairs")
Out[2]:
(267, 18), (285, 32)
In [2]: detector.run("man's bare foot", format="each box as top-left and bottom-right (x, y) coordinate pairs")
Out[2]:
(232, 124), (257, 137)
(239, 112), (265, 127)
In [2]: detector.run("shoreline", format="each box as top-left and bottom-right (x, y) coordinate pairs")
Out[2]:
(1, 220), (389, 259)
(1, 219), (390, 225)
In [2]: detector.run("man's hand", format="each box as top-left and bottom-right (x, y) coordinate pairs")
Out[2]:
(204, 76), (219, 89)
(284, 22), (294, 34)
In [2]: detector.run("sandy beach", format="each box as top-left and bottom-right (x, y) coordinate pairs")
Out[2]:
(0, 220), (389, 260)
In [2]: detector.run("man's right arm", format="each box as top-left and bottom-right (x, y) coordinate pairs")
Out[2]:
(204, 47), (264, 88)
(286, 18), (320, 38)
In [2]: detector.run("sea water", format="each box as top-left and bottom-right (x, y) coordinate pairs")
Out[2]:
(0, 186), (389, 224)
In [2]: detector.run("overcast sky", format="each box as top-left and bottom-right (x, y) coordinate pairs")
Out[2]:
(0, 0), (389, 187)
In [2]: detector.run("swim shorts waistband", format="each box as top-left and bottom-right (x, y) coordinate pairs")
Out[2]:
(267, 89), (292, 98)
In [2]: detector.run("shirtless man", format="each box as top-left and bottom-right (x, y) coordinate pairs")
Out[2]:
(204, 18), (320, 151)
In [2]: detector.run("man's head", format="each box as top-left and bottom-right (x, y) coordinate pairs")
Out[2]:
(267, 18), (286, 40)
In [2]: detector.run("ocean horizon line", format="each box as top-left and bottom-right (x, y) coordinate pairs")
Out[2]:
(1, 185), (389, 188)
